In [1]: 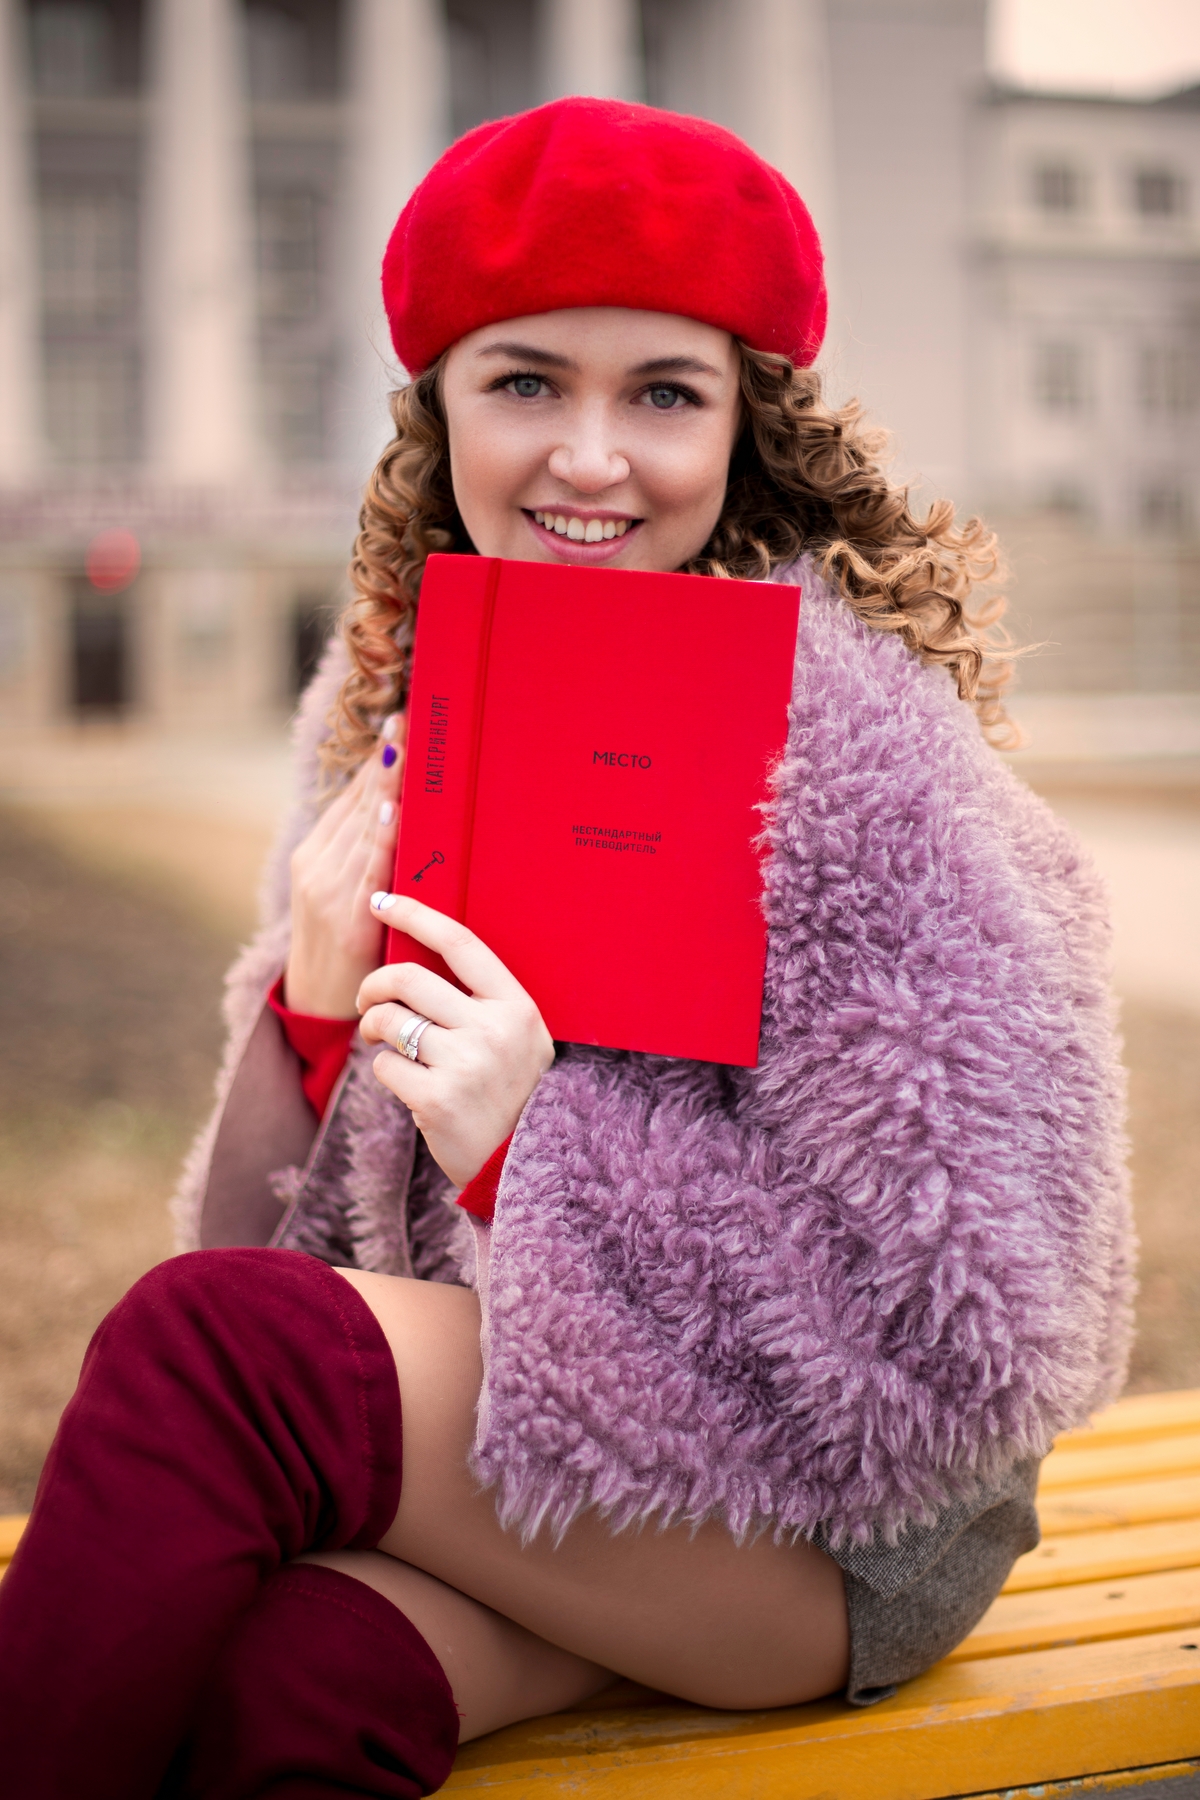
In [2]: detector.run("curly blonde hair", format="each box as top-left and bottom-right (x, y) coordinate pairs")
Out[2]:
(326, 345), (1014, 774)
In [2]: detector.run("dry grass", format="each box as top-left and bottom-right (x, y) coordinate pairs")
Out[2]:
(0, 799), (1198, 1516)
(0, 806), (238, 1513)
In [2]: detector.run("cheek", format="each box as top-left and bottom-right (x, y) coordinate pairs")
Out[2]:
(642, 419), (736, 518)
(448, 410), (544, 537)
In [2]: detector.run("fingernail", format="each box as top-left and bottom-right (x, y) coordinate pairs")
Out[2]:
(379, 800), (396, 826)
(371, 891), (397, 910)
(381, 743), (398, 768)
(382, 714), (399, 742)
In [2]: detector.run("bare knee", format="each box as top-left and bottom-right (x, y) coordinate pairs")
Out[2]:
(299, 1548), (615, 1742)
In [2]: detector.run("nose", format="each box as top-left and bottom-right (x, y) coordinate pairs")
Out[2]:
(547, 411), (630, 494)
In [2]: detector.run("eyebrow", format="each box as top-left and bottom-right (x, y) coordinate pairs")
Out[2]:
(474, 342), (723, 379)
(627, 355), (722, 378)
(475, 341), (578, 370)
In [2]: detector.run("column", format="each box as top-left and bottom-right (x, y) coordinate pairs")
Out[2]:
(542, 0), (642, 103)
(641, 0), (838, 364)
(0, 0), (45, 479)
(716, 0), (838, 302)
(143, 0), (259, 483)
(338, 0), (448, 476)
(825, 0), (987, 498)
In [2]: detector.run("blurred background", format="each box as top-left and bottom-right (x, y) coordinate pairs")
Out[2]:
(1, 0), (1198, 1513)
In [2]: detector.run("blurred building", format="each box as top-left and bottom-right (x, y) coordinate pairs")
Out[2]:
(972, 83), (1200, 692)
(0, 0), (1196, 737)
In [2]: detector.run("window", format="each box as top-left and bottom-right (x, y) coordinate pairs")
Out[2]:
(70, 583), (132, 712)
(261, 355), (326, 462)
(1139, 344), (1199, 418)
(446, 0), (539, 140)
(44, 343), (139, 462)
(1139, 482), (1190, 534)
(245, 0), (342, 101)
(246, 4), (309, 99)
(1035, 342), (1088, 413)
(1041, 481), (1090, 518)
(40, 187), (136, 324)
(1134, 168), (1187, 219)
(1033, 162), (1085, 214)
(257, 188), (320, 323)
(39, 181), (139, 463)
(29, 1), (113, 96)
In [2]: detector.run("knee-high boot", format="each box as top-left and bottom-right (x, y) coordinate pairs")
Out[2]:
(0, 1248), (404, 1800)
(160, 1564), (460, 1799)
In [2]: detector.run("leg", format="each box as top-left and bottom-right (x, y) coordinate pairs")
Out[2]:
(0, 1249), (406, 1799)
(298, 1552), (618, 1743)
(339, 1271), (851, 1711)
(160, 1563), (461, 1799)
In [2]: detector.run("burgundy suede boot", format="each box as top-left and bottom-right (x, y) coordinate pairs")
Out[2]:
(0, 1249), (404, 1800)
(160, 1564), (460, 1799)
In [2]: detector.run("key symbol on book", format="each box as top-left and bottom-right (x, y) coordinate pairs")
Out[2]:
(412, 850), (444, 884)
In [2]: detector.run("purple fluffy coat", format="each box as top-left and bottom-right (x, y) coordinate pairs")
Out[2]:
(175, 560), (1135, 1550)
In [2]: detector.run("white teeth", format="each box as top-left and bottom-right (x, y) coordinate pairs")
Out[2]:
(534, 511), (633, 540)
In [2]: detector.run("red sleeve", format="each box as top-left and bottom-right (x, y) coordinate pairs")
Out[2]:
(455, 1134), (512, 1223)
(267, 977), (358, 1120)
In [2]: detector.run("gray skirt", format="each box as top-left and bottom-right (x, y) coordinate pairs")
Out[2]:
(820, 1460), (1041, 1706)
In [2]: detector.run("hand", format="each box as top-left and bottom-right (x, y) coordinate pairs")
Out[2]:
(284, 716), (407, 1018)
(357, 893), (555, 1187)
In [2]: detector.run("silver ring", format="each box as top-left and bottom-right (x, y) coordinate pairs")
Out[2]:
(395, 1011), (434, 1062)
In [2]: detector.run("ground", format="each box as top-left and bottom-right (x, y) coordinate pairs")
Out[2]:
(0, 791), (1198, 1514)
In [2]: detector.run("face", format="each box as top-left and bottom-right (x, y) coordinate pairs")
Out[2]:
(440, 309), (742, 572)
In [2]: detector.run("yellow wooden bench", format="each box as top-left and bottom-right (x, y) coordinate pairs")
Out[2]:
(4, 1387), (1200, 1797)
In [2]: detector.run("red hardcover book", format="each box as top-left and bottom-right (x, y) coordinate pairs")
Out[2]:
(388, 555), (800, 1066)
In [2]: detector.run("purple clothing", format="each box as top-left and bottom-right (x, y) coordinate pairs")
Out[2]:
(175, 560), (1134, 1551)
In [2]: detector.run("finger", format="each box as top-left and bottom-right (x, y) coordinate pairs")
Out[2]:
(370, 1045), (431, 1108)
(361, 1002), (450, 1065)
(361, 800), (400, 900)
(365, 894), (530, 1001)
(364, 721), (405, 883)
(302, 763), (365, 852)
(327, 728), (397, 863)
(358, 963), (476, 1030)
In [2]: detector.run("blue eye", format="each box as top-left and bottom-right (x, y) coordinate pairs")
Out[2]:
(509, 375), (544, 398)
(648, 386), (683, 409)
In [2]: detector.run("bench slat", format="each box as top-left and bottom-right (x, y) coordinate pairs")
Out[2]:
(949, 1567), (1200, 1661)
(1004, 1518), (1200, 1592)
(1037, 1475), (1200, 1537)
(966, 1761), (1200, 1800)
(1040, 1435), (1200, 1492)
(445, 1631), (1200, 1797)
(1053, 1390), (1200, 1454)
(0, 1515), (25, 1565)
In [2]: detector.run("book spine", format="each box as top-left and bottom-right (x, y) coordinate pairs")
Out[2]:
(387, 556), (500, 978)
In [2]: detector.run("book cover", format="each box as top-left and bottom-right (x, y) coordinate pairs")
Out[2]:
(388, 554), (800, 1066)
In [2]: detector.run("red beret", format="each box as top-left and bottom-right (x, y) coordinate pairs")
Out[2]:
(382, 97), (826, 374)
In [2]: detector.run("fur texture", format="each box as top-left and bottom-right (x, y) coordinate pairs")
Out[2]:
(175, 562), (1134, 1549)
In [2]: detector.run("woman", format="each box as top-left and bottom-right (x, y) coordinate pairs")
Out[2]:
(0, 99), (1132, 1799)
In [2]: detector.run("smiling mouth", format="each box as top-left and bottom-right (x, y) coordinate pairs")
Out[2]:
(529, 510), (638, 543)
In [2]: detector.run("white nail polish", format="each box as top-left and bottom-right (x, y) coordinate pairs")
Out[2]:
(379, 801), (396, 826)
(382, 714), (399, 742)
(371, 890), (397, 910)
